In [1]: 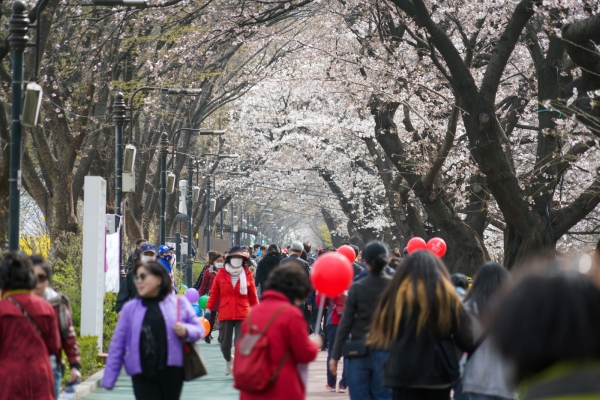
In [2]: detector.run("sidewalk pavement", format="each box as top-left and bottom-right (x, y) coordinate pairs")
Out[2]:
(82, 341), (348, 400)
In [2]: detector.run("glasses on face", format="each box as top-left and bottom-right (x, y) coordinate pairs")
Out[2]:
(35, 274), (48, 284)
(134, 272), (148, 283)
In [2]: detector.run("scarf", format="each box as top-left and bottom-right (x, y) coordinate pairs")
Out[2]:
(225, 264), (247, 295)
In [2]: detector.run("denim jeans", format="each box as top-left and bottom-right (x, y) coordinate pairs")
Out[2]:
(346, 351), (392, 400)
(326, 325), (347, 388)
(51, 355), (61, 399)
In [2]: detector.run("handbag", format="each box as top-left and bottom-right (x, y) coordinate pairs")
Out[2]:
(177, 297), (208, 381)
(341, 339), (368, 358)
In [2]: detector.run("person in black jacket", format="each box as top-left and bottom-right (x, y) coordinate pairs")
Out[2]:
(329, 241), (392, 400)
(368, 251), (474, 400)
(255, 244), (283, 292)
(115, 243), (157, 314)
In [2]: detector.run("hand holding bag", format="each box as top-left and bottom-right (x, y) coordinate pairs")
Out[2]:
(177, 297), (208, 381)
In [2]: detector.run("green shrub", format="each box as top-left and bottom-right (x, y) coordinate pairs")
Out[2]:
(50, 233), (83, 335)
(103, 292), (118, 353)
(79, 335), (100, 378)
(62, 335), (99, 384)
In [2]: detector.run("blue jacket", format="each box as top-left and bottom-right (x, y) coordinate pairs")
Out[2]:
(158, 258), (177, 294)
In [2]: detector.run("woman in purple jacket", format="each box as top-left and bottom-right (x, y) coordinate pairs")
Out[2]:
(102, 261), (205, 400)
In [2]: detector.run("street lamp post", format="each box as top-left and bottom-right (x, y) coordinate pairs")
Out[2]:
(113, 93), (126, 272)
(159, 133), (169, 244)
(186, 157), (194, 287)
(8, 1), (29, 251)
(205, 176), (211, 254)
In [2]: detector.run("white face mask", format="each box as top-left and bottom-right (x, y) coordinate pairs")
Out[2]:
(215, 262), (224, 269)
(141, 255), (155, 263)
(230, 258), (243, 267)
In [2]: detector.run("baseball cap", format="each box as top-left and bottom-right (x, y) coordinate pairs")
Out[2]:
(140, 243), (157, 254)
(157, 244), (174, 254)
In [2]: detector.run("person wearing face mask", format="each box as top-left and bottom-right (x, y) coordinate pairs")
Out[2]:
(205, 246), (259, 375)
(199, 252), (224, 344)
(103, 261), (205, 399)
(157, 245), (177, 294)
(116, 243), (157, 314)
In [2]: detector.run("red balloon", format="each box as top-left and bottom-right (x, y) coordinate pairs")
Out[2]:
(337, 245), (356, 264)
(407, 237), (427, 254)
(311, 252), (353, 297)
(427, 237), (447, 258)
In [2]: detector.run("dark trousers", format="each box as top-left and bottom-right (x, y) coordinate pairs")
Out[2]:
(131, 367), (184, 400)
(392, 388), (451, 400)
(326, 324), (347, 388)
(207, 311), (217, 336)
(220, 320), (242, 362)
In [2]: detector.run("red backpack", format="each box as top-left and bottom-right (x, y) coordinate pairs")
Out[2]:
(233, 305), (291, 393)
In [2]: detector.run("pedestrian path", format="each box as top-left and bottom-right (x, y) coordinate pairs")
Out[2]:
(84, 341), (348, 400)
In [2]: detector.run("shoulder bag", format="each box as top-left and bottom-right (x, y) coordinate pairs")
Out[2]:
(341, 339), (368, 358)
(177, 297), (208, 381)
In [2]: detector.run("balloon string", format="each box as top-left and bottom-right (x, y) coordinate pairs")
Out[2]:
(314, 295), (326, 337)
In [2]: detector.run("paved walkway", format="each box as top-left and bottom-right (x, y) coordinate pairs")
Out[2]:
(85, 341), (348, 400)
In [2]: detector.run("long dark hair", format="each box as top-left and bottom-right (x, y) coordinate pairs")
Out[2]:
(463, 262), (508, 318)
(133, 261), (172, 300)
(492, 270), (600, 383)
(368, 251), (460, 348)
(363, 241), (389, 276)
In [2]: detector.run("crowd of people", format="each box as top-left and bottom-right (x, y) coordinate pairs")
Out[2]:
(2, 237), (600, 400)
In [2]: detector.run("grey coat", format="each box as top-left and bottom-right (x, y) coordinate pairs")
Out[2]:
(462, 301), (517, 399)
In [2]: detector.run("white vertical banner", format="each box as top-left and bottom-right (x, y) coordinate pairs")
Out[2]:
(81, 176), (107, 352)
(105, 232), (120, 293)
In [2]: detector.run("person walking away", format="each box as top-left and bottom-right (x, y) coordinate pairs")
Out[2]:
(459, 262), (516, 400)
(116, 243), (157, 314)
(368, 251), (474, 400)
(284, 241), (310, 276)
(205, 246), (259, 375)
(157, 245), (177, 293)
(236, 264), (322, 400)
(324, 290), (347, 392)
(126, 239), (147, 272)
(193, 250), (218, 290)
(330, 241), (393, 400)
(255, 244), (283, 294)
(31, 255), (82, 398)
(492, 266), (600, 400)
(199, 252), (224, 344)
(451, 273), (469, 301)
(103, 261), (204, 400)
(0, 252), (61, 400)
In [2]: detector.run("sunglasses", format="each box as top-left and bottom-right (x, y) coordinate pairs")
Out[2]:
(35, 274), (48, 284)
(134, 272), (149, 283)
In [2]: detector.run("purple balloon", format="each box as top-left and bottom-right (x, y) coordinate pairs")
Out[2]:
(185, 288), (200, 304)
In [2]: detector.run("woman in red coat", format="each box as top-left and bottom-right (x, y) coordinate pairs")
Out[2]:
(237, 262), (322, 400)
(199, 251), (224, 343)
(0, 252), (61, 400)
(205, 246), (259, 375)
